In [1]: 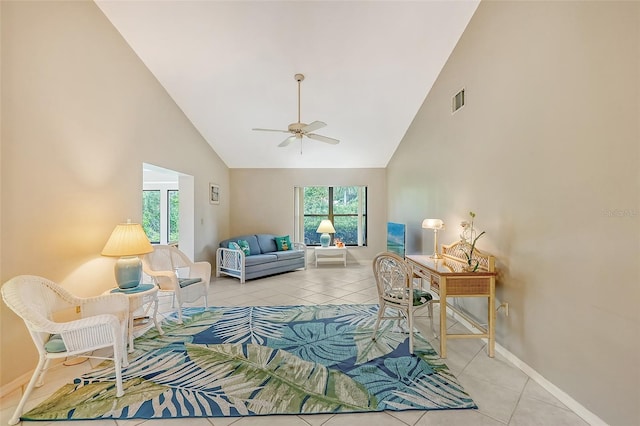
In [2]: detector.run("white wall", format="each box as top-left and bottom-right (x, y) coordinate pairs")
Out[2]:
(229, 168), (387, 263)
(387, 2), (639, 425)
(0, 0), (229, 388)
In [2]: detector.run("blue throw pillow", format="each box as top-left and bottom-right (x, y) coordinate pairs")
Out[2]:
(237, 239), (251, 256)
(274, 235), (292, 251)
(228, 241), (241, 251)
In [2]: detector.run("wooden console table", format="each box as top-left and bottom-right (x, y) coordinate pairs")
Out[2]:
(406, 241), (496, 358)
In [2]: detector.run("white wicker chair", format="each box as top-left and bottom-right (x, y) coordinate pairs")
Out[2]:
(371, 252), (433, 355)
(1, 275), (129, 425)
(142, 245), (211, 324)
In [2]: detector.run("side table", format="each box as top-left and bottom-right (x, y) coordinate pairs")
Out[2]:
(106, 284), (164, 353)
(314, 246), (347, 267)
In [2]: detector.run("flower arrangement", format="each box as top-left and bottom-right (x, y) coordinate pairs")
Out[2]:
(460, 211), (485, 272)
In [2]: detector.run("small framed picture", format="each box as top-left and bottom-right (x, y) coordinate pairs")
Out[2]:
(209, 183), (220, 205)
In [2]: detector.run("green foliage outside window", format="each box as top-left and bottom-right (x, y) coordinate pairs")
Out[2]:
(168, 190), (179, 243)
(303, 186), (366, 246)
(143, 190), (160, 243)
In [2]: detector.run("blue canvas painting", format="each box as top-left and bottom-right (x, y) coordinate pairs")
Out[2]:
(386, 222), (406, 257)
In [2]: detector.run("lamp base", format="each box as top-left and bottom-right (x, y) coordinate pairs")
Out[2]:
(429, 253), (443, 260)
(320, 233), (331, 247)
(115, 256), (142, 289)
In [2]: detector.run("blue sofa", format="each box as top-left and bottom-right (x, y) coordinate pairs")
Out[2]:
(216, 234), (307, 283)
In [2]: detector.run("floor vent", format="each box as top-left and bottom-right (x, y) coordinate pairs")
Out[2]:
(452, 88), (465, 113)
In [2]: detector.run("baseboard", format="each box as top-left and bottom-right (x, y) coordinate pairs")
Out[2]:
(0, 371), (29, 399)
(447, 307), (607, 426)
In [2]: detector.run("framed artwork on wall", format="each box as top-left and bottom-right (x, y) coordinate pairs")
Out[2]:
(209, 183), (220, 205)
(386, 222), (406, 258)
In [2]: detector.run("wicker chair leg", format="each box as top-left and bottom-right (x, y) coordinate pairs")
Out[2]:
(113, 344), (124, 397)
(9, 356), (47, 425)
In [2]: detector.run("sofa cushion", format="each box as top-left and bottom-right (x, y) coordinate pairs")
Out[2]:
(237, 240), (251, 256)
(274, 235), (292, 251)
(245, 254), (277, 266)
(274, 250), (304, 261)
(220, 235), (261, 255)
(256, 234), (278, 254)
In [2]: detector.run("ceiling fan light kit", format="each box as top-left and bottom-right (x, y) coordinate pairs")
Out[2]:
(252, 73), (340, 150)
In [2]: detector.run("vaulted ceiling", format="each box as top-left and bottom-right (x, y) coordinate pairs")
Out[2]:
(96, 1), (479, 169)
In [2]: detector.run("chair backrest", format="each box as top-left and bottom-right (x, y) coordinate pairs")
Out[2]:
(1, 275), (78, 347)
(373, 252), (413, 306)
(143, 245), (192, 272)
(441, 240), (495, 273)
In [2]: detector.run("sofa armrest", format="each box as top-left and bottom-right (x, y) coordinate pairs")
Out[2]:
(216, 247), (246, 283)
(293, 242), (308, 269)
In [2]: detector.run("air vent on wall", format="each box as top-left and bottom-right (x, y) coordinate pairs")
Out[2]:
(452, 88), (465, 113)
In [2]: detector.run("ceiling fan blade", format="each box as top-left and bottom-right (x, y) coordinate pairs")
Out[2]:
(307, 133), (340, 144)
(252, 128), (291, 134)
(302, 121), (326, 133)
(278, 135), (298, 147)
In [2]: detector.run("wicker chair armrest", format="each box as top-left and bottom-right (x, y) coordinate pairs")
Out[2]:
(33, 312), (118, 335)
(80, 293), (129, 319)
(55, 314), (123, 353)
(190, 261), (211, 282)
(293, 242), (307, 251)
(145, 269), (178, 291)
(144, 269), (177, 279)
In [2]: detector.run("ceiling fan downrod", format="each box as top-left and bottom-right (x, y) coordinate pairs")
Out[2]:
(295, 73), (304, 125)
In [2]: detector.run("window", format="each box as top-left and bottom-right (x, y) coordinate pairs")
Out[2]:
(294, 186), (367, 246)
(142, 190), (161, 244)
(142, 188), (179, 244)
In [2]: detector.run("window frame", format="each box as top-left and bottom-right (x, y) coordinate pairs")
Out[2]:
(295, 186), (367, 247)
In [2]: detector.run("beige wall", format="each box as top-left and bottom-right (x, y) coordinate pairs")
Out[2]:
(1, 1), (229, 387)
(229, 168), (387, 263)
(387, 1), (639, 425)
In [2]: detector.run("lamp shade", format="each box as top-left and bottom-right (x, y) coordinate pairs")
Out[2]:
(422, 218), (445, 230)
(316, 220), (336, 234)
(101, 222), (153, 257)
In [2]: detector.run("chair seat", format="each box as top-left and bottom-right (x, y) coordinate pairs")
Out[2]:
(178, 277), (202, 288)
(413, 289), (433, 306)
(44, 334), (66, 353)
(385, 288), (432, 306)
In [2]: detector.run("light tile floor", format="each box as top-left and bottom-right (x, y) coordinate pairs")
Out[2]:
(1, 263), (590, 426)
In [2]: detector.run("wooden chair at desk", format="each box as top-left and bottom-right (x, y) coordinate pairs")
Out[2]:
(406, 240), (496, 358)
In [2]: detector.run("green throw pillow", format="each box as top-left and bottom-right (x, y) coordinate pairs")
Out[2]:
(237, 239), (251, 256)
(274, 235), (292, 251)
(228, 241), (241, 251)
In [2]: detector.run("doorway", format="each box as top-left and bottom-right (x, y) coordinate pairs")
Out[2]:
(142, 163), (195, 259)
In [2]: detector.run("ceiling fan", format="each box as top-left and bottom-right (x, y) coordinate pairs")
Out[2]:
(252, 74), (340, 148)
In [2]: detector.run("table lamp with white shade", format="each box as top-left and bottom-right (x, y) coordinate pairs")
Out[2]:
(101, 221), (154, 290)
(316, 220), (336, 248)
(422, 218), (445, 259)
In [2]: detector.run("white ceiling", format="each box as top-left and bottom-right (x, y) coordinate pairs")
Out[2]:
(96, 0), (479, 169)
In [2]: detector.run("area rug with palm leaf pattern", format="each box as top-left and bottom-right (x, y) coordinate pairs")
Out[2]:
(23, 304), (476, 421)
